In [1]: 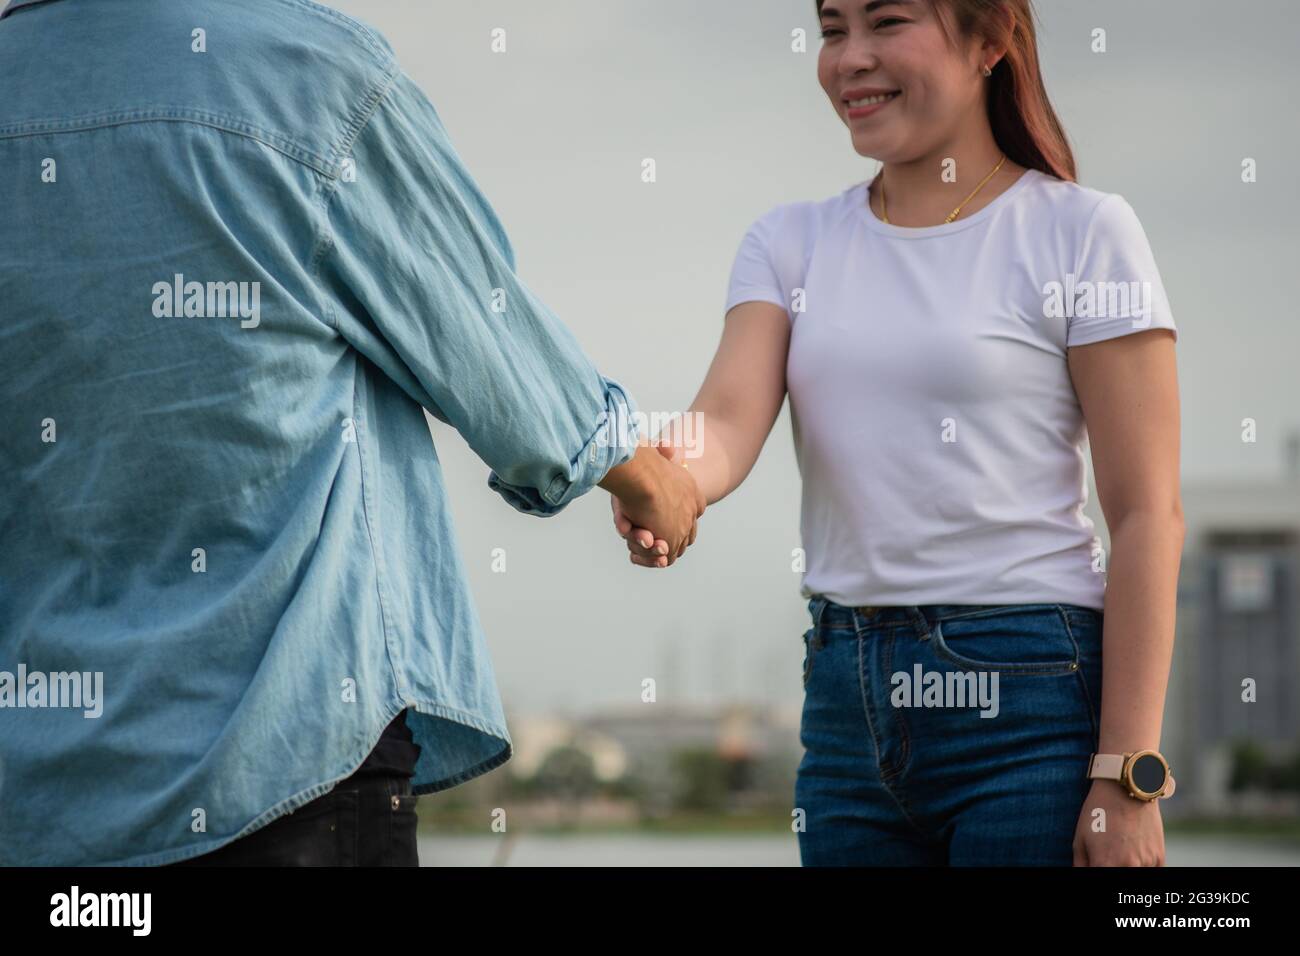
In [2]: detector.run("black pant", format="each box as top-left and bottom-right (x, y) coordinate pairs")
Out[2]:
(171, 713), (422, 867)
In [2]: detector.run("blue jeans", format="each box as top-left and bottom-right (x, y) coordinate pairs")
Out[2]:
(796, 596), (1104, 866)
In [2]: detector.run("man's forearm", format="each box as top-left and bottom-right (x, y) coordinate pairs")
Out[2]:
(597, 435), (655, 503)
(1097, 511), (1185, 754)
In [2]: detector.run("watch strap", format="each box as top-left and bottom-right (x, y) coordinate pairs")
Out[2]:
(1088, 752), (1176, 799)
(1087, 753), (1125, 781)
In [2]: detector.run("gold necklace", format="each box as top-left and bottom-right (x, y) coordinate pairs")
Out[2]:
(879, 154), (1007, 225)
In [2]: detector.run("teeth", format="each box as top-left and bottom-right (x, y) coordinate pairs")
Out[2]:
(848, 92), (898, 107)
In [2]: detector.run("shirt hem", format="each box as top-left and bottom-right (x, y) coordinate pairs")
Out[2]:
(1067, 321), (1178, 348)
(74, 698), (511, 867)
(725, 290), (788, 317)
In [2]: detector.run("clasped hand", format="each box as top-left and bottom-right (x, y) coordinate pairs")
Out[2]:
(610, 442), (705, 568)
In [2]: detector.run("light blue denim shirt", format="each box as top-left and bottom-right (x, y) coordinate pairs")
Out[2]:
(0, 0), (640, 865)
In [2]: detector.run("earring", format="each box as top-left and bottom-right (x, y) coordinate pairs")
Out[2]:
(982, 63), (993, 77)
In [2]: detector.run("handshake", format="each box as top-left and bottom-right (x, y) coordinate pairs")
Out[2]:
(599, 437), (706, 568)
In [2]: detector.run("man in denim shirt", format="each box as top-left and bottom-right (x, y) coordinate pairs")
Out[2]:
(0, 0), (703, 865)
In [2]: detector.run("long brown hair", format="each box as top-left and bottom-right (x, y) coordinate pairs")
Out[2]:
(815, 0), (1076, 182)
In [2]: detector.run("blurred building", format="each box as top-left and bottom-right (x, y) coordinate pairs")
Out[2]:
(1170, 451), (1300, 814)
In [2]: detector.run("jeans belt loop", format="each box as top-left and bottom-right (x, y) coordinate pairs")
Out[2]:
(810, 595), (829, 646)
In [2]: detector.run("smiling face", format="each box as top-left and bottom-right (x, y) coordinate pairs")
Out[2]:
(817, 0), (991, 162)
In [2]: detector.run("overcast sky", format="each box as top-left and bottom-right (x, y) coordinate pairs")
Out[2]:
(332, 0), (1300, 717)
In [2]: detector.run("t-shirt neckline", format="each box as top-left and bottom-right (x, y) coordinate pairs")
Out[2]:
(855, 166), (1039, 239)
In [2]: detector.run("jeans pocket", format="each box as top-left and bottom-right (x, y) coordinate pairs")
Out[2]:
(235, 788), (357, 866)
(1058, 605), (1103, 738)
(386, 783), (420, 867)
(930, 604), (1081, 675)
(326, 786), (360, 866)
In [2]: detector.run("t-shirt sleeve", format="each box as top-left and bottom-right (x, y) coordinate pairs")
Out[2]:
(1067, 194), (1178, 347)
(724, 206), (794, 318)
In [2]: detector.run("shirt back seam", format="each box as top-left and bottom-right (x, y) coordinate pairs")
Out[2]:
(0, 107), (342, 177)
(307, 60), (401, 333)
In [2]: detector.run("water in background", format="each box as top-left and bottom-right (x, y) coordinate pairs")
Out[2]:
(419, 834), (1300, 867)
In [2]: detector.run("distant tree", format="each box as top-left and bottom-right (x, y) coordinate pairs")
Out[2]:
(534, 745), (599, 806)
(1228, 739), (1291, 792)
(1280, 742), (1300, 792)
(673, 749), (729, 812)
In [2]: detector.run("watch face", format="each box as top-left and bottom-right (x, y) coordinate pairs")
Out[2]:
(1130, 753), (1167, 794)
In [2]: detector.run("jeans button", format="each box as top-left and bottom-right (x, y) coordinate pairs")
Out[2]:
(391, 795), (400, 810)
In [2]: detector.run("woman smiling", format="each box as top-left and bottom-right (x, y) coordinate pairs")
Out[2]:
(612, 0), (1182, 866)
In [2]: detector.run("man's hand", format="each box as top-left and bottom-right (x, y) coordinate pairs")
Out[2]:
(610, 442), (702, 568)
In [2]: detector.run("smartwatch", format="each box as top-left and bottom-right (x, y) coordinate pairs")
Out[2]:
(1087, 750), (1175, 801)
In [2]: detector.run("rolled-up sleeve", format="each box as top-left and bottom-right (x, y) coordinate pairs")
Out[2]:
(318, 67), (640, 516)
(487, 375), (641, 515)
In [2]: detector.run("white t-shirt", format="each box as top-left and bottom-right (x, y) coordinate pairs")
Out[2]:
(724, 168), (1177, 611)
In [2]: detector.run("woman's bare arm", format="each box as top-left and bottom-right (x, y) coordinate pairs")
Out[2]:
(658, 301), (791, 503)
(1068, 327), (1183, 760)
(614, 300), (791, 565)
